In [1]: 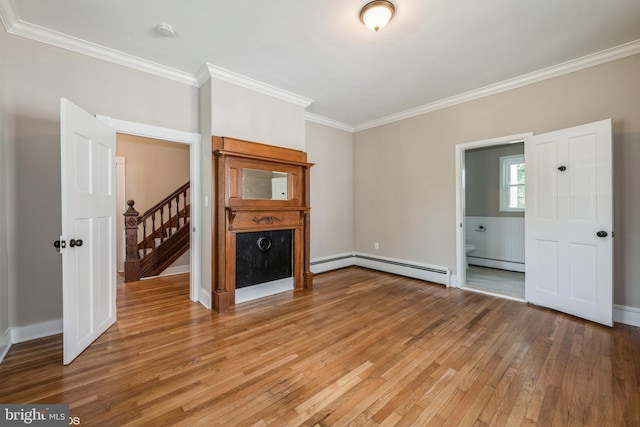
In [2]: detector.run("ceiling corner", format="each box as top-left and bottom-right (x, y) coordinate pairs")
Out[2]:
(0, 0), (18, 32)
(305, 113), (355, 133)
(206, 63), (314, 108)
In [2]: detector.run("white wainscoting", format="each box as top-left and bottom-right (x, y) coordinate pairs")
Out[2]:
(466, 216), (525, 272)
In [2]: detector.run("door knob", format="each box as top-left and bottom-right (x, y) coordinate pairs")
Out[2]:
(557, 165), (567, 171)
(596, 231), (608, 238)
(54, 240), (66, 249)
(69, 239), (83, 247)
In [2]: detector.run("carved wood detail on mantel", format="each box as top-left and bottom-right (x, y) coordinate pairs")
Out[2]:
(212, 136), (314, 313)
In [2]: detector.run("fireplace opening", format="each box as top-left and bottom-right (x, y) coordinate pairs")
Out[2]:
(236, 229), (293, 289)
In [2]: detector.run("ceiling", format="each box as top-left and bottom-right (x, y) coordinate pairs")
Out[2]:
(2, 0), (640, 129)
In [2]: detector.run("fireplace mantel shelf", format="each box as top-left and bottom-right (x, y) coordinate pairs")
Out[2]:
(226, 206), (310, 231)
(227, 206), (311, 212)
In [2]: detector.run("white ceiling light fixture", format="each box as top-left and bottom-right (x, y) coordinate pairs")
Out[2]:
(155, 22), (176, 37)
(360, 1), (395, 32)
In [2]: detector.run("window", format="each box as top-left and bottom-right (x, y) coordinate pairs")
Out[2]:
(500, 154), (525, 211)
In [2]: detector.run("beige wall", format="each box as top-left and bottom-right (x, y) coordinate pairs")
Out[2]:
(465, 143), (524, 218)
(306, 121), (354, 259)
(116, 134), (190, 214)
(0, 25), (9, 347)
(4, 34), (198, 327)
(354, 54), (640, 308)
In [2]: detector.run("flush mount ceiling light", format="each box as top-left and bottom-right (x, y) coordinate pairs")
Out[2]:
(155, 22), (176, 37)
(360, 0), (395, 32)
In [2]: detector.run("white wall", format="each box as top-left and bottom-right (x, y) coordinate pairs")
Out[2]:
(211, 79), (306, 151)
(3, 33), (198, 328)
(306, 121), (354, 259)
(198, 80), (213, 306)
(354, 54), (640, 309)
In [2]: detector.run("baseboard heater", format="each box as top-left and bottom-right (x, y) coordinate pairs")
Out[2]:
(311, 253), (450, 286)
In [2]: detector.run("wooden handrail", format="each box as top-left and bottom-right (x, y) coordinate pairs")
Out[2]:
(137, 181), (190, 223)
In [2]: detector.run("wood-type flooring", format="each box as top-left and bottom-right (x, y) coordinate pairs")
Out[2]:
(0, 267), (638, 426)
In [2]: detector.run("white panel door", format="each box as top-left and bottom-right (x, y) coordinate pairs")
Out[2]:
(61, 99), (116, 364)
(525, 119), (612, 326)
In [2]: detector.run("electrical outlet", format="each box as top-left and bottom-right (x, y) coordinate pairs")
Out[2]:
(374, 242), (379, 250)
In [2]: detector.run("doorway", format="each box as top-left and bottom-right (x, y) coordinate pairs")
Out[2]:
(116, 134), (192, 282)
(455, 133), (532, 301)
(98, 116), (202, 303)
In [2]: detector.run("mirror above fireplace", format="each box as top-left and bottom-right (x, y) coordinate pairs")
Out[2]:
(242, 168), (289, 200)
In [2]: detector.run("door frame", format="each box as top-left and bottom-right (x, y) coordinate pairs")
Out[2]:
(116, 156), (126, 273)
(97, 116), (202, 302)
(454, 132), (532, 293)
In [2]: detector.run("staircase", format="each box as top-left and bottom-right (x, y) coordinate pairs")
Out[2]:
(124, 182), (190, 282)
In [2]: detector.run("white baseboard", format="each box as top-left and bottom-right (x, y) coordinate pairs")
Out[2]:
(614, 304), (640, 327)
(0, 328), (11, 364)
(11, 318), (62, 344)
(450, 275), (459, 288)
(310, 253), (356, 274)
(354, 253), (450, 286)
(310, 252), (450, 286)
(199, 287), (211, 309)
(468, 257), (525, 273)
(142, 264), (190, 280)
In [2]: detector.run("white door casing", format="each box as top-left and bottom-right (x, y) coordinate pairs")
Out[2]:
(525, 119), (613, 326)
(116, 156), (126, 273)
(454, 133), (532, 290)
(61, 99), (117, 364)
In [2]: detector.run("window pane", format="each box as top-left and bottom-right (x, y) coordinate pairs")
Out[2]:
(516, 163), (525, 184)
(510, 163), (525, 185)
(517, 185), (525, 208)
(509, 186), (518, 208)
(500, 154), (525, 212)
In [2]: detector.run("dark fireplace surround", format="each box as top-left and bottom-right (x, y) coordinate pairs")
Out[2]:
(236, 229), (293, 289)
(212, 136), (313, 312)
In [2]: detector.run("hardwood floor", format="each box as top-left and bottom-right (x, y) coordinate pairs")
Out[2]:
(1, 267), (638, 426)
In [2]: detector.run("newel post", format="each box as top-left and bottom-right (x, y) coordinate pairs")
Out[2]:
(124, 200), (140, 282)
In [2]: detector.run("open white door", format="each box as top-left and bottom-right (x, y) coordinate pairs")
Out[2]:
(61, 99), (117, 364)
(525, 119), (612, 326)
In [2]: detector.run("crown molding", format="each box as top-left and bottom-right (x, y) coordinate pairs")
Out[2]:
(353, 39), (640, 132)
(1, 0), (638, 133)
(0, 0), (198, 86)
(304, 112), (354, 133)
(197, 63), (314, 108)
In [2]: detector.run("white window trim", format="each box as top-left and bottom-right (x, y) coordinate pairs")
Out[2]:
(500, 154), (525, 212)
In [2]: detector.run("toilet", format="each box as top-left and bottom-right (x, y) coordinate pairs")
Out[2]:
(465, 244), (476, 269)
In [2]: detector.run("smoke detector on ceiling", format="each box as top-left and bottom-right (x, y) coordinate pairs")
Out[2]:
(155, 23), (176, 37)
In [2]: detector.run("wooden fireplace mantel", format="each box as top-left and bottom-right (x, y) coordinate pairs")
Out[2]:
(212, 136), (313, 312)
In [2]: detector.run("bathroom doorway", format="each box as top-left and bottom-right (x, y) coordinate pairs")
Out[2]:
(455, 133), (530, 300)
